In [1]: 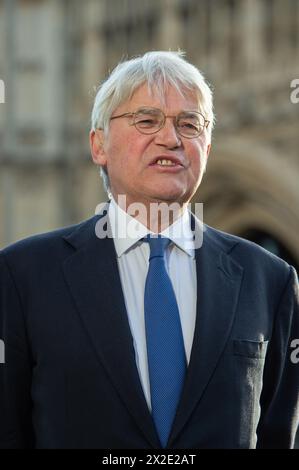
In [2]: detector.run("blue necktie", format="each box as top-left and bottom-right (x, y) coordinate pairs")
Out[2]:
(144, 235), (186, 448)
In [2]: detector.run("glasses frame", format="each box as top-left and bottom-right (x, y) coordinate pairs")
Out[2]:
(109, 107), (210, 139)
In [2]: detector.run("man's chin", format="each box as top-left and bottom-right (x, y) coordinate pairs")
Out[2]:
(146, 190), (186, 204)
(144, 183), (188, 201)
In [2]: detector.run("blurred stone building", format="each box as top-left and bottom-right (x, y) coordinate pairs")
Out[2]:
(0, 0), (299, 270)
(0, 0), (298, 446)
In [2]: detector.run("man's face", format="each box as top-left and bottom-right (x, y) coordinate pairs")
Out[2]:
(90, 83), (211, 208)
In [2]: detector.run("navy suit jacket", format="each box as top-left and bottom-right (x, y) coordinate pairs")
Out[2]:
(0, 210), (298, 448)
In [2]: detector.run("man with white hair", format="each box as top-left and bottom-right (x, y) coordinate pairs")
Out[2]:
(0, 51), (298, 449)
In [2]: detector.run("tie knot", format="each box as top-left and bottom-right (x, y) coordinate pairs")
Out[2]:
(145, 234), (171, 259)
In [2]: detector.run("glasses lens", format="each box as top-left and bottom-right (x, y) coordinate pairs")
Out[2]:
(177, 112), (205, 137)
(134, 108), (163, 134)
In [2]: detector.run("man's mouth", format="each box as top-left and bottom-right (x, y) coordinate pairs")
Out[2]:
(149, 156), (184, 168)
(155, 159), (178, 166)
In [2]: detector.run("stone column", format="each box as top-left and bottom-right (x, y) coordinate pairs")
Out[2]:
(239, 0), (265, 75)
(157, 0), (182, 50)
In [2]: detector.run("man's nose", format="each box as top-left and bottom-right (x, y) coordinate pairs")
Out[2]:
(154, 118), (181, 148)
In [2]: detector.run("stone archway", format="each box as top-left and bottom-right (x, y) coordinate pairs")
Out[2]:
(195, 136), (299, 266)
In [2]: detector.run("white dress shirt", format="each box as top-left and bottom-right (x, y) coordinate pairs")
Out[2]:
(108, 197), (197, 410)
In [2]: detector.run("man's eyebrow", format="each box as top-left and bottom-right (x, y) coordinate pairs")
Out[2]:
(137, 107), (160, 113)
(179, 110), (200, 114)
(136, 107), (200, 114)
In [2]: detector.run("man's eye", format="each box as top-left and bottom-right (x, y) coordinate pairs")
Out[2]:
(136, 116), (159, 127)
(179, 121), (199, 130)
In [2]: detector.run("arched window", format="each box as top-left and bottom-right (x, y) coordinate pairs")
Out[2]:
(240, 228), (299, 273)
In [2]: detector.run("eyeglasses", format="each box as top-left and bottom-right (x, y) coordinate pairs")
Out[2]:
(109, 107), (210, 139)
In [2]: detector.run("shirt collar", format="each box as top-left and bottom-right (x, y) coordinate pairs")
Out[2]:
(108, 197), (195, 258)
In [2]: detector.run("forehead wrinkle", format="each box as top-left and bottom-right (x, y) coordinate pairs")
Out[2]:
(121, 81), (203, 117)
(147, 82), (203, 112)
(146, 81), (193, 108)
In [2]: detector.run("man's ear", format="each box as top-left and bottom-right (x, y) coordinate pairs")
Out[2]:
(202, 144), (211, 175)
(89, 129), (107, 166)
(206, 143), (211, 158)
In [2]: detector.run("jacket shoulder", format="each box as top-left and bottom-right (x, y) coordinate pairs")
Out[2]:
(204, 225), (293, 277)
(0, 216), (99, 262)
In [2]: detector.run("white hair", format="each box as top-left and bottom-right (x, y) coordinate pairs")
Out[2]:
(91, 50), (215, 193)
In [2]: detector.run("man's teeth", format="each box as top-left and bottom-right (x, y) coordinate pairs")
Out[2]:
(156, 159), (176, 166)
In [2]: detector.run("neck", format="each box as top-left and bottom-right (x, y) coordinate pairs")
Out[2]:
(112, 193), (187, 233)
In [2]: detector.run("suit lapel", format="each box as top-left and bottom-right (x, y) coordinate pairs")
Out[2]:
(169, 219), (244, 446)
(62, 211), (160, 448)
